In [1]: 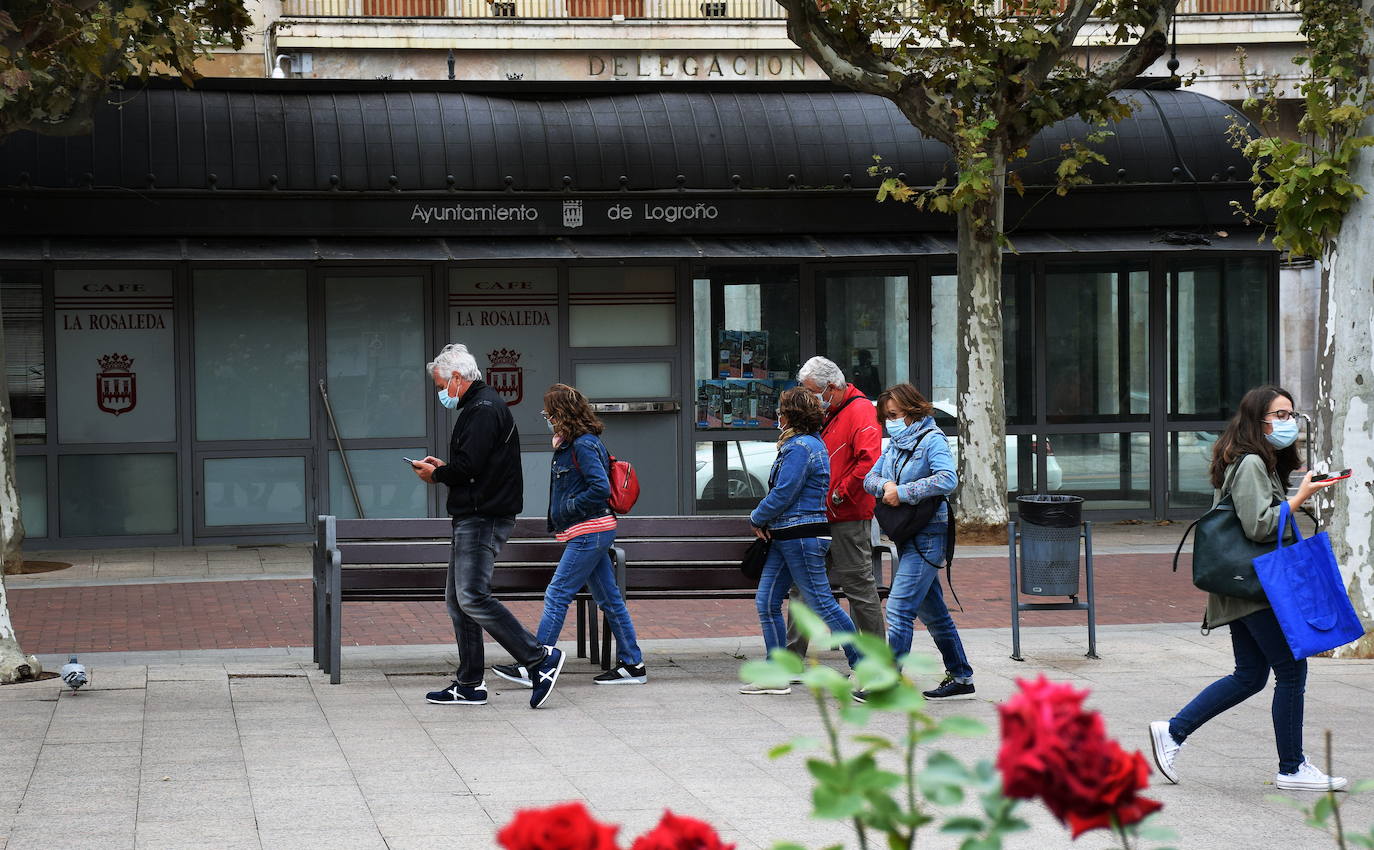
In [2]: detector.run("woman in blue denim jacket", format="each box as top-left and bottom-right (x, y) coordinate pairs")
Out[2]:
(863, 383), (973, 700)
(741, 387), (860, 696)
(491, 384), (646, 688)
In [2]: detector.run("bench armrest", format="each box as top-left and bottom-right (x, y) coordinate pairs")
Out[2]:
(610, 545), (627, 593)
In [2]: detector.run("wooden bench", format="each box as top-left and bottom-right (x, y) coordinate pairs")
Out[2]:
(611, 515), (894, 603)
(313, 516), (623, 684)
(313, 514), (895, 684)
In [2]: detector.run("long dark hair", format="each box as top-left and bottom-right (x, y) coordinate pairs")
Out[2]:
(1209, 385), (1300, 488)
(543, 383), (603, 442)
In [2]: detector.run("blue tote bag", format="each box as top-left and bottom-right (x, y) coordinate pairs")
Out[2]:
(1252, 503), (1365, 660)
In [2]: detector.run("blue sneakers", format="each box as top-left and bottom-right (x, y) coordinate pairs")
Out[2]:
(425, 680), (488, 706)
(529, 647), (566, 709)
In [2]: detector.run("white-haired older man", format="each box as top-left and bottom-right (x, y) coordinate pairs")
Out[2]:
(410, 343), (566, 710)
(786, 355), (884, 656)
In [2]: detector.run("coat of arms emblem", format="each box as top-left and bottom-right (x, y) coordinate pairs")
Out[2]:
(96, 352), (137, 416)
(487, 349), (523, 406)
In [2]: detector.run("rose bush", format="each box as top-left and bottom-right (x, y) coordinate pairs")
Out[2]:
(498, 806), (733, 850)
(997, 675), (1162, 840)
(630, 811), (736, 850)
(497, 802), (620, 850)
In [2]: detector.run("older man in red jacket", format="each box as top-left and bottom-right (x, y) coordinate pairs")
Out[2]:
(786, 355), (884, 657)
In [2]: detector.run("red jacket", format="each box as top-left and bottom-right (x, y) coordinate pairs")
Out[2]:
(820, 384), (881, 522)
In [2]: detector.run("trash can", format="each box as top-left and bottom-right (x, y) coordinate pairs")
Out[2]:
(1016, 495), (1084, 596)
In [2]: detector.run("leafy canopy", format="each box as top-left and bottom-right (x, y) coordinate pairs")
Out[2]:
(1230, 0), (1374, 259)
(778, 0), (1177, 230)
(0, 0), (251, 138)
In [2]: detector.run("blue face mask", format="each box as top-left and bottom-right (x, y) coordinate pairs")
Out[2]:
(885, 418), (907, 438)
(1266, 418), (1299, 449)
(436, 380), (460, 410)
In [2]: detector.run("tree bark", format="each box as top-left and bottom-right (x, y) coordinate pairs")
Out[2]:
(954, 150), (1010, 539)
(0, 299), (37, 683)
(1317, 106), (1374, 659)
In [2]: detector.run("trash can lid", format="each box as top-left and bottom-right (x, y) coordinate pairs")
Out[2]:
(1016, 495), (1085, 505)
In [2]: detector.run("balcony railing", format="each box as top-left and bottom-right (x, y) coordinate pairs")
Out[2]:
(282, 0), (1291, 17)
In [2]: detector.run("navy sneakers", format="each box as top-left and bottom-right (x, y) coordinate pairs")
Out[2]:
(529, 647), (566, 709)
(491, 663), (533, 688)
(425, 680), (488, 706)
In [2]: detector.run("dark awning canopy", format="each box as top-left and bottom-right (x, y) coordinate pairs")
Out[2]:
(0, 231), (1272, 262)
(0, 81), (1252, 194)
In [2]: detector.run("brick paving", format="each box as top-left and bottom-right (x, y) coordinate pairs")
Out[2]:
(8, 552), (1203, 654)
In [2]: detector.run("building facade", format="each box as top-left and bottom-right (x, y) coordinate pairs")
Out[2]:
(1, 81), (1276, 547)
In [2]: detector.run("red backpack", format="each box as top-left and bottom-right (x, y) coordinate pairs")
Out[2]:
(571, 442), (641, 514)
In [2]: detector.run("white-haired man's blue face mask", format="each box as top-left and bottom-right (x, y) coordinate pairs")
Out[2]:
(434, 372), (462, 409)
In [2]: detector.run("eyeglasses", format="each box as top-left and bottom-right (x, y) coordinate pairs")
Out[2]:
(1262, 410), (1302, 422)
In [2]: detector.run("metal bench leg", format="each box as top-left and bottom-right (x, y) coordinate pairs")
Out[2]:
(601, 610), (613, 670)
(576, 599), (588, 659)
(328, 549), (342, 684)
(587, 596), (601, 666)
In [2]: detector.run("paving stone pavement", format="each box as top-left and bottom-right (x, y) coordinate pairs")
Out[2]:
(3, 623), (1371, 850)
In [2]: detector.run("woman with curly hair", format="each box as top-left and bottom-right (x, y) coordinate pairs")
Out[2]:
(741, 387), (860, 695)
(492, 383), (646, 687)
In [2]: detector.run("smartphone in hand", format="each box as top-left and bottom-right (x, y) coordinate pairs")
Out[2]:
(1311, 469), (1353, 482)
(402, 456), (420, 465)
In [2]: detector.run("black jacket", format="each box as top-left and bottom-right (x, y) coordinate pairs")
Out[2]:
(432, 380), (523, 518)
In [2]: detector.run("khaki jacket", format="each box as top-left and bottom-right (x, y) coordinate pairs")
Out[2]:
(1204, 453), (1284, 629)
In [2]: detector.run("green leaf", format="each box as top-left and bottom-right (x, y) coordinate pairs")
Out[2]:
(939, 816), (988, 835)
(935, 715), (988, 737)
(739, 659), (790, 687)
(790, 603), (830, 643)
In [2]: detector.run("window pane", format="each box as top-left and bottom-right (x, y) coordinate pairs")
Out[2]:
(1, 271), (45, 444)
(931, 267), (1029, 424)
(575, 362), (671, 399)
(194, 270), (309, 441)
(815, 271), (909, 398)
(694, 439), (776, 512)
(55, 270), (176, 444)
(59, 453), (177, 536)
(1169, 429), (1219, 510)
(1169, 258), (1270, 419)
(328, 448), (429, 520)
(692, 266), (800, 432)
(449, 267), (558, 440)
(325, 276), (426, 439)
(15, 455), (46, 538)
(1041, 433), (1151, 510)
(569, 267), (675, 347)
(1044, 264), (1149, 423)
(204, 457), (306, 526)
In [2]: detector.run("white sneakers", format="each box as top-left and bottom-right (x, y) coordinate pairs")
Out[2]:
(1276, 759), (1348, 792)
(739, 683), (791, 695)
(1148, 721), (1181, 784)
(1149, 721), (1348, 792)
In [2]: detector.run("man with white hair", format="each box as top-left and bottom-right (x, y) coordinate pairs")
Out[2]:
(787, 355), (884, 656)
(410, 343), (566, 709)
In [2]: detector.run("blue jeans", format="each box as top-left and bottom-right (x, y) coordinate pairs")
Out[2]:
(756, 536), (860, 668)
(536, 528), (643, 666)
(887, 529), (972, 681)
(1169, 606), (1307, 773)
(445, 515), (544, 687)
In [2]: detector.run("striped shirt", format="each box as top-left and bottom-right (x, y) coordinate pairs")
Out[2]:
(555, 514), (617, 543)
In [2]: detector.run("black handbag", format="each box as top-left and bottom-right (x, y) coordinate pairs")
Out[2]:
(873, 497), (943, 547)
(1172, 495), (1291, 602)
(739, 538), (771, 582)
(872, 432), (943, 548)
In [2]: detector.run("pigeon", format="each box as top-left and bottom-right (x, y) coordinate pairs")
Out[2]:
(60, 656), (88, 692)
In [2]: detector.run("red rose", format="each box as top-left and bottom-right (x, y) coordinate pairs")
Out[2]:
(630, 811), (735, 850)
(497, 802), (620, 850)
(997, 676), (1163, 839)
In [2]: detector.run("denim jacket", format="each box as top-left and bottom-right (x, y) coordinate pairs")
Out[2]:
(862, 416), (958, 526)
(548, 433), (613, 534)
(750, 433), (830, 531)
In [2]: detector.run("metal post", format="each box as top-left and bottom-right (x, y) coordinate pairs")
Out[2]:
(1009, 520), (1023, 661)
(318, 379), (365, 519)
(1084, 521), (1098, 659)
